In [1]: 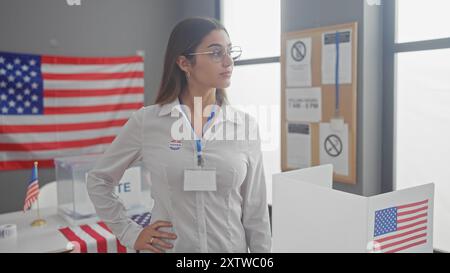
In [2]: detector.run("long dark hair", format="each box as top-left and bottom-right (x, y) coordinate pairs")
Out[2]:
(154, 17), (229, 105)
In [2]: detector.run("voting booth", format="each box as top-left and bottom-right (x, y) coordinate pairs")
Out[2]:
(272, 165), (435, 253)
(54, 154), (153, 225)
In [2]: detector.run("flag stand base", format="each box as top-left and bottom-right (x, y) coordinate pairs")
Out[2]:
(31, 219), (47, 227)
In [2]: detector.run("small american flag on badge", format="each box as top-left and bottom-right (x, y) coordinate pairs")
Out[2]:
(372, 199), (429, 253)
(169, 139), (182, 150)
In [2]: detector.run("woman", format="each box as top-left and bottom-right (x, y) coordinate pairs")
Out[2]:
(87, 17), (271, 253)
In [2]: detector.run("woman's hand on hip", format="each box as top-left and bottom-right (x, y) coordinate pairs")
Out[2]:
(134, 220), (177, 253)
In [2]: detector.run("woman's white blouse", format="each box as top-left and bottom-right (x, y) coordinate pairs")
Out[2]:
(87, 98), (272, 252)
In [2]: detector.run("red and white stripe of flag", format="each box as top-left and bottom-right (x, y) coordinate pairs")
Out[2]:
(23, 180), (39, 211)
(59, 222), (134, 253)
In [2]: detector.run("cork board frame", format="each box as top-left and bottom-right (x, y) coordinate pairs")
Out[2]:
(280, 22), (358, 184)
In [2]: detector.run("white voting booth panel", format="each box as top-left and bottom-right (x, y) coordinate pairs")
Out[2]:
(272, 165), (434, 253)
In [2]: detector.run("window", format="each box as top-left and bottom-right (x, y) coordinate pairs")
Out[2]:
(392, 0), (450, 252)
(397, 0), (450, 43)
(222, 0), (280, 60)
(221, 0), (281, 204)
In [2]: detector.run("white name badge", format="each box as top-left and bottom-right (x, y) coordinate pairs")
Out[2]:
(183, 168), (217, 191)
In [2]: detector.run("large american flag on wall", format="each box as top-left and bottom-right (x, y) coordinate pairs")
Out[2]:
(0, 51), (144, 170)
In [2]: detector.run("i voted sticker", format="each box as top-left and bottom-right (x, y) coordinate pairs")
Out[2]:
(169, 139), (182, 151)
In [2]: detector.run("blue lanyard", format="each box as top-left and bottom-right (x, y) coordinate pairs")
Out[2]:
(178, 98), (216, 167)
(195, 111), (215, 167)
(335, 31), (340, 114)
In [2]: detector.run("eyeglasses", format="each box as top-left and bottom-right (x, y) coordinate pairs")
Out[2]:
(186, 46), (242, 62)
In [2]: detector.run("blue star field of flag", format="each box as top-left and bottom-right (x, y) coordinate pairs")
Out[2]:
(0, 52), (43, 115)
(374, 207), (398, 237)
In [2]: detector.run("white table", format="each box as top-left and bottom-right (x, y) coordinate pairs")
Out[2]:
(0, 208), (82, 253)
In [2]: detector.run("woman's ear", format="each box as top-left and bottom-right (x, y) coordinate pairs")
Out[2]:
(176, 55), (191, 73)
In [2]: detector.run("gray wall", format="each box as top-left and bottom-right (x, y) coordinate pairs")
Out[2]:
(282, 0), (384, 196)
(0, 0), (182, 213)
(179, 0), (217, 19)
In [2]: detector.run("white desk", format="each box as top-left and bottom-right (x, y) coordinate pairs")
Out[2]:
(0, 208), (83, 253)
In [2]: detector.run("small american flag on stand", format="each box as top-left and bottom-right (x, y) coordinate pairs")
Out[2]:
(372, 199), (429, 253)
(59, 212), (151, 253)
(0, 51), (144, 171)
(23, 161), (40, 211)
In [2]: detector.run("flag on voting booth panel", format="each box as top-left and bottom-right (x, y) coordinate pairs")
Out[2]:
(372, 199), (429, 253)
(0, 51), (144, 171)
(59, 212), (151, 253)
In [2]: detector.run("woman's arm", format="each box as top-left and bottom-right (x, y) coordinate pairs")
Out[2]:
(86, 108), (144, 249)
(240, 119), (272, 253)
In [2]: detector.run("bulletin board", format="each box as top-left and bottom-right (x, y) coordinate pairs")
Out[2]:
(281, 22), (358, 184)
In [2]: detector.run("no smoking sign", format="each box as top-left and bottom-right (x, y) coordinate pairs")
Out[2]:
(324, 134), (343, 157)
(291, 41), (307, 62)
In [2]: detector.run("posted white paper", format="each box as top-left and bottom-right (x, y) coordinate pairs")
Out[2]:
(287, 122), (311, 169)
(286, 37), (312, 87)
(286, 87), (322, 122)
(319, 122), (349, 176)
(322, 29), (352, 84)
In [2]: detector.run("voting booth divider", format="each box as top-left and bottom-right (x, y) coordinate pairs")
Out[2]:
(272, 165), (435, 253)
(281, 22), (358, 184)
